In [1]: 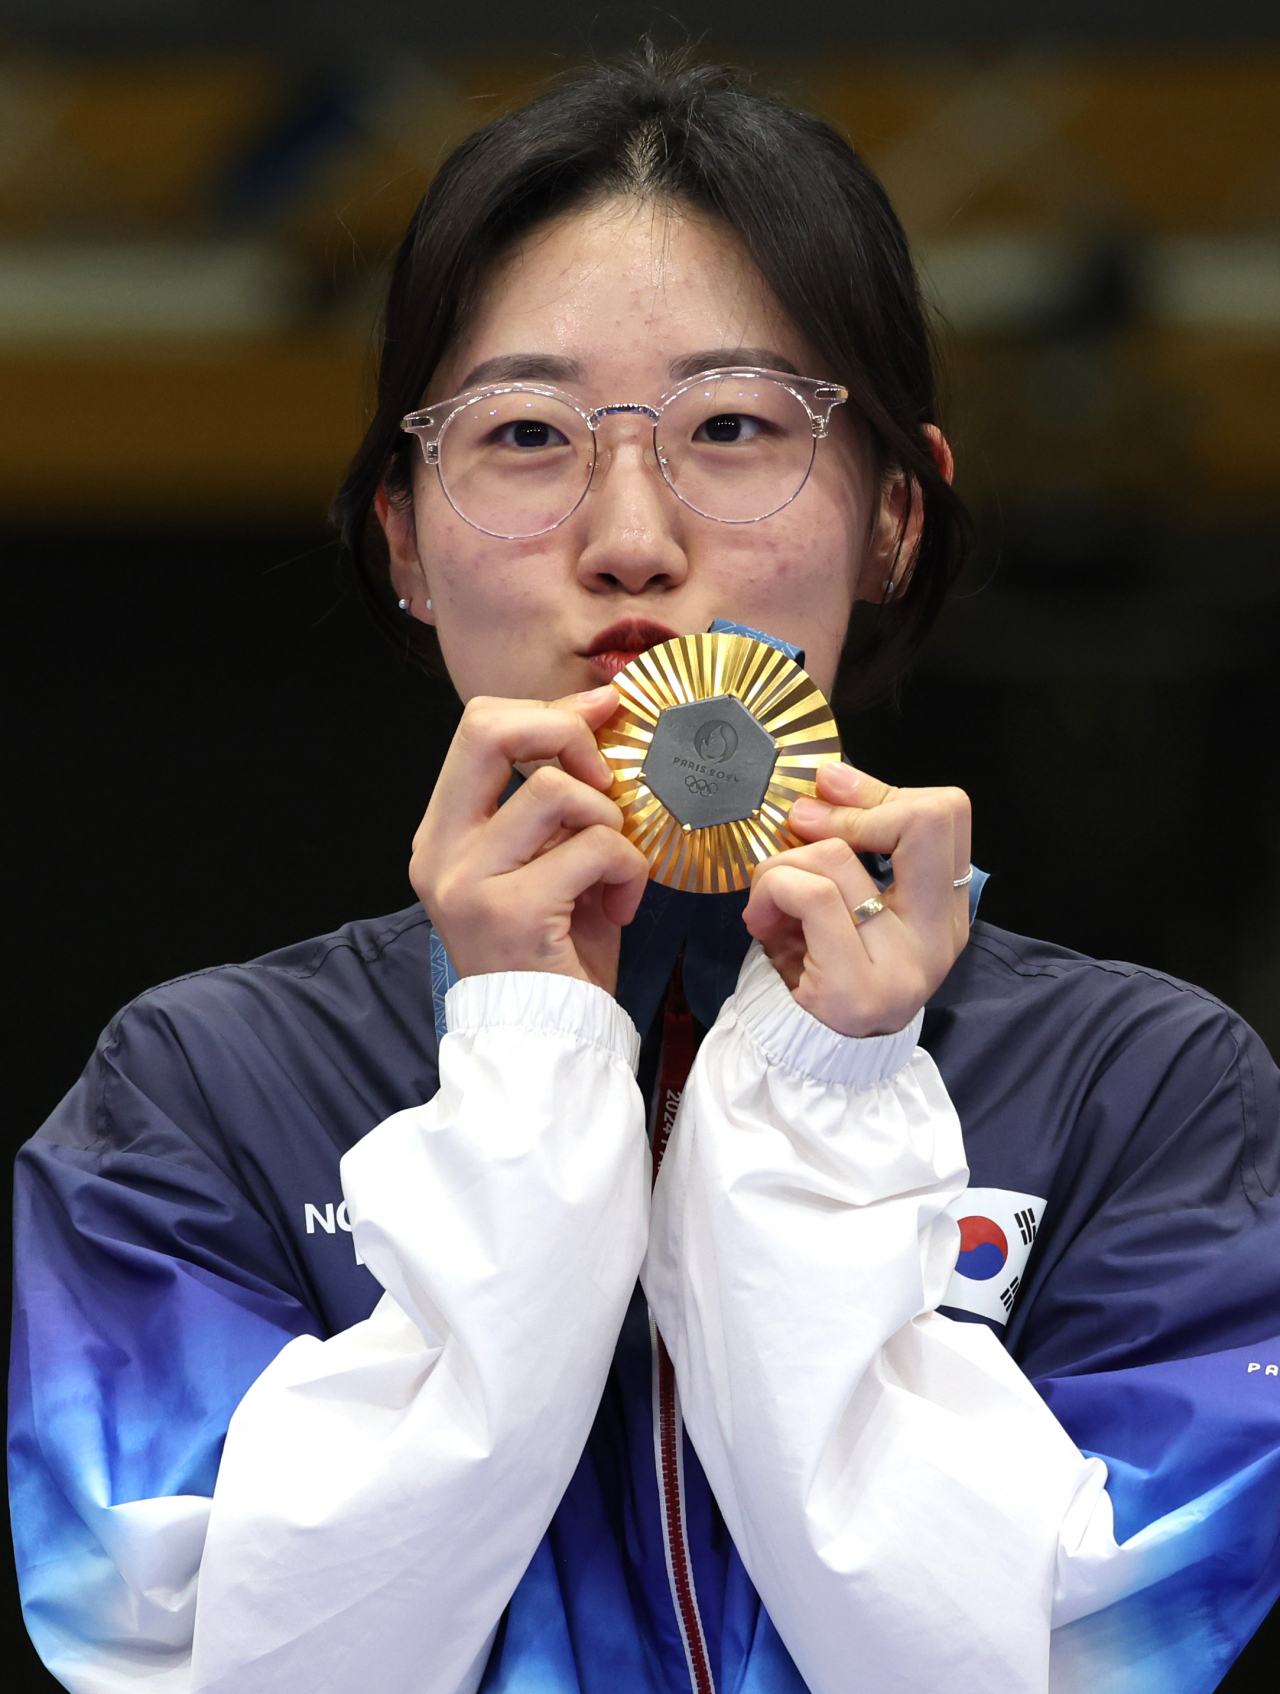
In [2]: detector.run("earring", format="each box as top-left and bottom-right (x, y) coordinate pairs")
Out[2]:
(882, 577), (896, 602)
(426, 599), (433, 612)
(397, 597), (409, 611)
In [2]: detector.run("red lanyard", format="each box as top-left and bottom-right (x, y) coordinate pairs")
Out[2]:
(651, 958), (701, 1186)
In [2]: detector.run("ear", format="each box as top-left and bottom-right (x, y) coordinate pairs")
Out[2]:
(861, 425), (954, 604)
(375, 483), (434, 623)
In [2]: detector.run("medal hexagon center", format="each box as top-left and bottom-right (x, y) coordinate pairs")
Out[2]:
(640, 694), (778, 830)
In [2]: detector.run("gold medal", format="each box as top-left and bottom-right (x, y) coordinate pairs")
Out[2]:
(597, 632), (843, 894)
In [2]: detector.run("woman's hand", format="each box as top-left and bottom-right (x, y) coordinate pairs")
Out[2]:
(744, 761), (972, 1037)
(411, 685), (649, 992)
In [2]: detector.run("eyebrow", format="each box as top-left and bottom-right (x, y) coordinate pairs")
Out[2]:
(456, 346), (800, 392)
(668, 348), (799, 380)
(458, 353), (588, 388)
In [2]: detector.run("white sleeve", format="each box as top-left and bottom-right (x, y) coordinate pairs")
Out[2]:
(84, 970), (647, 1694)
(641, 943), (1212, 1694)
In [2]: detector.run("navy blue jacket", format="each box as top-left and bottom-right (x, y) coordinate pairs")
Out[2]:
(11, 893), (1280, 1691)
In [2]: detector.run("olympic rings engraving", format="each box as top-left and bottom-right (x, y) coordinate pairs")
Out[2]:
(685, 774), (718, 798)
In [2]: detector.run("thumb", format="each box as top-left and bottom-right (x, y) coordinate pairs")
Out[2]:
(555, 683), (620, 730)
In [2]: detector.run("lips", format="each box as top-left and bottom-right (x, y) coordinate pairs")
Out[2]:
(581, 617), (679, 681)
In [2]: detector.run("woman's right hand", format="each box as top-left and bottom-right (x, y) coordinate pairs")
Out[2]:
(411, 685), (649, 993)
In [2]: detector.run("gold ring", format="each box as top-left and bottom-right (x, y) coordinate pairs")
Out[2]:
(851, 894), (886, 926)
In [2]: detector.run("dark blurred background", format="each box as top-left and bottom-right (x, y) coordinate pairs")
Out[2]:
(5, 3), (1279, 1690)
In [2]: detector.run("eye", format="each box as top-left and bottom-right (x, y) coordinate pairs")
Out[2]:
(494, 418), (570, 449)
(693, 412), (767, 444)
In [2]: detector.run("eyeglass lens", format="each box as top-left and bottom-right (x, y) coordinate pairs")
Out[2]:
(434, 375), (818, 538)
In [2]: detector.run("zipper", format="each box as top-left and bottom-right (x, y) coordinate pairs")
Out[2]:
(650, 960), (716, 1694)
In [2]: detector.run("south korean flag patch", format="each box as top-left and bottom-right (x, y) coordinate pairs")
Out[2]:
(940, 1187), (1046, 1327)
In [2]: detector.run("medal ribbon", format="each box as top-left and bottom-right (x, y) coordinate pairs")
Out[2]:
(651, 955), (701, 1185)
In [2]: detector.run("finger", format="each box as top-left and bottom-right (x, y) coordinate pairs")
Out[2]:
(815, 761), (899, 810)
(757, 833), (887, 958)
(599, 863), (650, 928)
(466, 764), (623, 876)
(887, 792), (970, 937)
(832, 790), (969, 933)
(427, 687), (617, 834)
(515, 684), (623, 788)
(746, 837), (878, 930)
(749, 862), (937, 1034)
(748, 843), (880, 955)
(565, 882), (627, 992)
(798, 793), (953, 932)
(507, 823), (650, 920)
(793, 787), (969, 907)
(790, 761), (902, 852)
(747, 862), (909, 979)
(805, 769), (972, 879)
(746, 861), (853, 945)
(788, 790), (972, 964)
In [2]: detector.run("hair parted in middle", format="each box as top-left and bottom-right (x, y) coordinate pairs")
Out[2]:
(333, 44), (972, 709)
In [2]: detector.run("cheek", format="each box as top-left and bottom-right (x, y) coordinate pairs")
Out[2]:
(710, 484), (864, 610)
(690, 474), (866, 697)
(417, 487), (557, 621)
(413, 485), (575, 698)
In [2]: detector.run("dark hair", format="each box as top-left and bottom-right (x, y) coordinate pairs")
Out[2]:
(332, 46), (972, 709)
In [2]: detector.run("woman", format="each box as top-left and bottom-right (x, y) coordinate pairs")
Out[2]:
(11, 50), (1280, 1694)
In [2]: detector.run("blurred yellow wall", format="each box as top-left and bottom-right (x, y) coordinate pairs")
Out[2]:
(0, 50), (1276, 523)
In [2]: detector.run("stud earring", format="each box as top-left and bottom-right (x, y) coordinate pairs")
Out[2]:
(397, 597), (409, 611)
(426, 599), (433, 612)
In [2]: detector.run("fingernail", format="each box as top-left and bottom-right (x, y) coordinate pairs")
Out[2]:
(571, 684), (615, 702)
(791, 797), (832, 824)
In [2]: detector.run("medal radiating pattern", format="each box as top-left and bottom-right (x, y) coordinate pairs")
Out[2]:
(598, 632), (843, 893)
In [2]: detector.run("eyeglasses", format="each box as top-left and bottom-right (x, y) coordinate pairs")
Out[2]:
(400, 367), (848, 540)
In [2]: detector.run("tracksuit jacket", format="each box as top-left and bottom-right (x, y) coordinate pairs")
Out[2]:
(10, 876), (1280, 1694)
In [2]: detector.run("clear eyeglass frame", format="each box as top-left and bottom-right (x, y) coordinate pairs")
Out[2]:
(399, 366), (849, 540)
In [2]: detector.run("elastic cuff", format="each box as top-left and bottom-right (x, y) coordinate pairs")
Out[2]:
(729, 943), (924, 1090)
(444, 971), (641, 1070)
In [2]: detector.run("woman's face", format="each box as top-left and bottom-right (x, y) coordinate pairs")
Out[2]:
(382, 197), (908, 701)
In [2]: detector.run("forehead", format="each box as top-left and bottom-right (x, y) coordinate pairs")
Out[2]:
(434, 197), (813, 399)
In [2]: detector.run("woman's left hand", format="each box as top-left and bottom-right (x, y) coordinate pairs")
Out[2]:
(744, 762), (972, 1038)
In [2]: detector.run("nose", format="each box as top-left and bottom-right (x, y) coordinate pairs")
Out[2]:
(574, 418), (689, 597)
